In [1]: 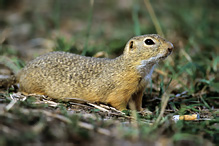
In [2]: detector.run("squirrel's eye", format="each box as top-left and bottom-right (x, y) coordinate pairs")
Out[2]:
(144, 39), (155, 45)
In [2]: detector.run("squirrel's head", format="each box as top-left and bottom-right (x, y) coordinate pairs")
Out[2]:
(123, 34), (173, 63)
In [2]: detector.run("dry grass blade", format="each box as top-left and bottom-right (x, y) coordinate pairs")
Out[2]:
(69, 102), (91, 108)
(181, 49), (192, 62)
(154, 69), (168, 77)
(33, 100), (59, 107)
(64, 97), (89, 104)
(144, 0), (164, 36)
(129, 101), (139, 128)
(5, 93), (27, 111)
(93, 51), (108, 58)
(155, 92), (170, 124)
(11, 92), (27, 101)
(87, 103), (110, 112)
(155, 81), (176, 124)
(5, 98), (17, 111)
(99, 104), (125, 115)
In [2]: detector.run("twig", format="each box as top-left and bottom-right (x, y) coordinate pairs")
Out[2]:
(5, 98), (17, 111)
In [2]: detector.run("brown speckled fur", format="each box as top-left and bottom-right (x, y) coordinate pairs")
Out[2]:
(17, 34), (173, 111)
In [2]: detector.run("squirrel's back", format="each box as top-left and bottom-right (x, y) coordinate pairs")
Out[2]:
(18, 52), (116, 100)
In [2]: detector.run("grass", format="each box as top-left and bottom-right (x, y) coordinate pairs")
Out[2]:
(0, 0), (218, 145)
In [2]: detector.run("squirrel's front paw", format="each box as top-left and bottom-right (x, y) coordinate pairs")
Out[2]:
(139, 108), (153, 116)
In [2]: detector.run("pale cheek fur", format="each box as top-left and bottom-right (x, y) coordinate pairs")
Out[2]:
(136, 53), (163, 81)
(136, 53), (162, 69)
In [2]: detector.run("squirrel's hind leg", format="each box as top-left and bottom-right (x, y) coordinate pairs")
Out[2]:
(106, 94), (131, 111)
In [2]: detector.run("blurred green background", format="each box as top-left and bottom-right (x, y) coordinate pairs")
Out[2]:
(0, 0), (218, 56)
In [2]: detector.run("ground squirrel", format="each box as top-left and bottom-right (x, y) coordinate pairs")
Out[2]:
(2, 34), (173, 111)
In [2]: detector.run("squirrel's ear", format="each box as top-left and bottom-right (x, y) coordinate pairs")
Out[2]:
(128, 41), (136, 51)
(124, 40), (136, 54)
(129, 41), (134, 50)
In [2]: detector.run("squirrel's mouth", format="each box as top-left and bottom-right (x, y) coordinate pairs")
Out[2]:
(159, 47), (173, 59)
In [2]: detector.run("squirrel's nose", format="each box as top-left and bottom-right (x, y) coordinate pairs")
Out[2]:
(167, 42), (174, 53)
